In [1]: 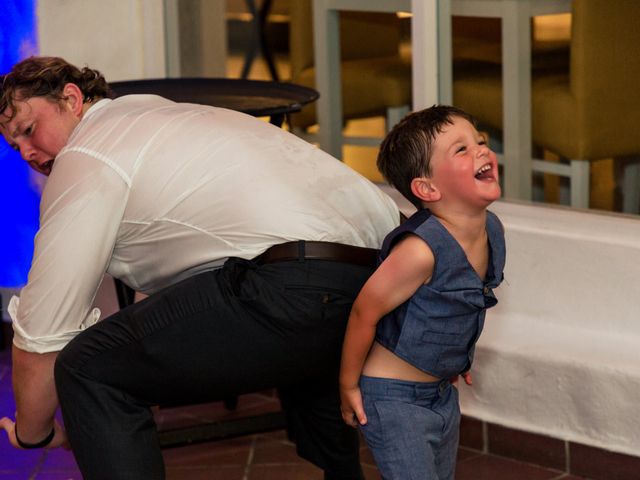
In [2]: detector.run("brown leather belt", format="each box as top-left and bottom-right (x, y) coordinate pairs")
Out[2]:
(254, 241), (378, 268)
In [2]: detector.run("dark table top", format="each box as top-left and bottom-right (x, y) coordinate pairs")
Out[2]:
(108, 77), (319, 118)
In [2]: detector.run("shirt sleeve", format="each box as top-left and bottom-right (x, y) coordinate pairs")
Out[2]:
(9, 151), (130, 353)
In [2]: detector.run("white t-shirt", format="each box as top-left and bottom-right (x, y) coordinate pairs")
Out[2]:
(9, 95), (399, 353)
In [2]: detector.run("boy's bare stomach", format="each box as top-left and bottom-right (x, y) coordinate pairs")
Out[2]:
(362, 341), (441, 383)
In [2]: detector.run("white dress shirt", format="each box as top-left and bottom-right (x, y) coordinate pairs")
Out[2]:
(9, 95), (399, 353)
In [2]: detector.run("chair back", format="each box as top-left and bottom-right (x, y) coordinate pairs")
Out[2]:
(569, 0), (640, 158)
(289, 0), (402, 81)
(452, 15), (569, 66)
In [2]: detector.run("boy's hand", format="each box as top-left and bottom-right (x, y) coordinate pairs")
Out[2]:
(340, 386), (367, 427)
(450, 371), (473, 386)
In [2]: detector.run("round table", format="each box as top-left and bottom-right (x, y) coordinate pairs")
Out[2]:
(109, 77), (319, 127)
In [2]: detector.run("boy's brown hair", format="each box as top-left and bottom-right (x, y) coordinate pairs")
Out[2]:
(377, 105), (476, 209)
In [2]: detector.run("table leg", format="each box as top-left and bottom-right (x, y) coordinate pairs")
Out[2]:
(269, 113), (285, 128)
(241, 0), (279, 81)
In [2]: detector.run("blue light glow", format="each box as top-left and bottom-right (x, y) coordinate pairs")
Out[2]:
(0, 0), (40, 287)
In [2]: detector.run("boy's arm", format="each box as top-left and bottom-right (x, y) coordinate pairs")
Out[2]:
(339, 235), (434, 426)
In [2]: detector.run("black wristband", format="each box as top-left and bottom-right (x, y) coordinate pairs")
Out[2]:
(14, 422), (55, 449)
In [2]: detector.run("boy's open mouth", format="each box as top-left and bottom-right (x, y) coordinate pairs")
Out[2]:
(475, 163), (494, 181)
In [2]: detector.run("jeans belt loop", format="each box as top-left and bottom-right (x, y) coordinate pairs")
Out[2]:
(297, 240), (305, 262)
(438, 380), (448, 395)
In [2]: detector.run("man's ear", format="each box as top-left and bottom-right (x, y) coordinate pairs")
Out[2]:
(411, 177), (441, 203)
(61, 83), (85, 116)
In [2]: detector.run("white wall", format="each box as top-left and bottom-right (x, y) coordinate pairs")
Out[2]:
(36, 0), (228, 81)
(37, 0), (166, 81)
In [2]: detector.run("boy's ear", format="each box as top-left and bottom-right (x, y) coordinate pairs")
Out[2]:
(411, 177), (441, 203)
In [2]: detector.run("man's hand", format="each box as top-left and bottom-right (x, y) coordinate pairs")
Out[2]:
(340, 386), (367, 427)
(0, 416), (70, 450)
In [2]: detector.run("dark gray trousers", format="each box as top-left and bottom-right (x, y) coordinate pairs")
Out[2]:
(55, 257), (371, 480)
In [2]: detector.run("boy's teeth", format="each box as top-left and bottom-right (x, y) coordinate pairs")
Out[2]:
(475, 164), (491, 176)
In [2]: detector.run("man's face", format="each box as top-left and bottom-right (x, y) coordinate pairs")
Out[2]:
(0, 96), (79, 176)
(428, 116), (501, 209)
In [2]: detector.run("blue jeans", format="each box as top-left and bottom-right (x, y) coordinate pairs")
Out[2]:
(359, 375), (460, 480)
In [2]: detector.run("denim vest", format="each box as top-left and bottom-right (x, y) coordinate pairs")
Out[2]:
(375, 209), (506, 378)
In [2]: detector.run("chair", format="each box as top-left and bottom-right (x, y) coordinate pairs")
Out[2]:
(453, 0), (640, 212)
(287, 0), (411, 149)
(451, 15), (571, 70)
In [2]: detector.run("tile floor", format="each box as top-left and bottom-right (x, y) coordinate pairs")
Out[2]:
(1, 349), (590, 480)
